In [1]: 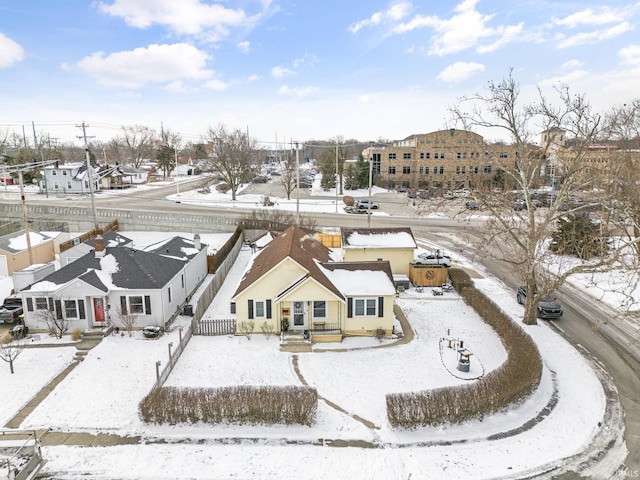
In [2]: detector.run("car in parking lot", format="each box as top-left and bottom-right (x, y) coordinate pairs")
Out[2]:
(414, 253), (452, 267)
(355, 199), (379, 210)
(516, 286), (563, 319)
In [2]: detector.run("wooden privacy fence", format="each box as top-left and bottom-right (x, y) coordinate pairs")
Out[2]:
(194, 318), (236, 336)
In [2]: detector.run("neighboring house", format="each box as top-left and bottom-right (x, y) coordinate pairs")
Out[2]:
(41, 162), (100, 195)
(172, 164), (198, 177)
(59, 231), (133, 266)
(247, 231), (276, 252)
(120, 166), (149, 185)
(20, 234), (208, 332)
(0, 230), (64, 277)
(340, 227), (417, 276)
(231, 225), (396, 340)
(96, 165), (136, 190)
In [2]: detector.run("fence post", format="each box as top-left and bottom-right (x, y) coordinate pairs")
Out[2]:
(155, 361), (161, 381)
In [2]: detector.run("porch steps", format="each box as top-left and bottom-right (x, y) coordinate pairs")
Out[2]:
(280, 332), (312, 353)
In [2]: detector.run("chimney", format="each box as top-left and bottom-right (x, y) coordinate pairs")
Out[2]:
(94, 235), (106, 258)
(194, 234), (201, 251)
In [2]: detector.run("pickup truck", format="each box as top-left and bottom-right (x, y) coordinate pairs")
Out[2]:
(0, 296), (24, 324)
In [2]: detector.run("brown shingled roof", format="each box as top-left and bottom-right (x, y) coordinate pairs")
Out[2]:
(233, 225), (341, 299)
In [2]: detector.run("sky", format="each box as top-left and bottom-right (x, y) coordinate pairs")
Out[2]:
(1, 0), (640, 148)
(0, 233), (622, 479)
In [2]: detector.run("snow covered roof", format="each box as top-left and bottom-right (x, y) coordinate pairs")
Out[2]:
(341, 227), (417, 249)
(24, 246), (188, 292)
(319, 261), (395, 296)
(146, 236), (206, 261)
(0, 230), (57, 253)
(85, 231), (133, 248)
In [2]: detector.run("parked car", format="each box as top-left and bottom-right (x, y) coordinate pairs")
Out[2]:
(415, 253), (452, 267)
(407, 191), (417, 199)
(355, 199), (379, 210)
(516, 286), (563, 319)
(0, 296), (24, 324)
(142, 325), (162, 338)
(465, 201), (479, 210)
(9, 324), (29, 339)
(513, 200), (535, 211)
(252, 175), (270, 183)
(397, 186), (407, 193)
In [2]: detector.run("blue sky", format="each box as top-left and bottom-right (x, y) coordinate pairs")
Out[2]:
(1, 0), (639, 146)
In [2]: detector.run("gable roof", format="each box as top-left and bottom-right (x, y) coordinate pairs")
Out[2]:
(233, 225), (340, 298)
(147, 236), (206, 261)
(341, 227), (416, 249)
(85, 231), (132, 248)
(24, 246), (187, 292)
(0, 230), (56, 254)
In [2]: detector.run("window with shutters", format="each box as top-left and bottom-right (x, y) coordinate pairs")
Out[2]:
(121, 295), (152, 315)
(254, 300), (266, 318)
(354, 298), (378, 317)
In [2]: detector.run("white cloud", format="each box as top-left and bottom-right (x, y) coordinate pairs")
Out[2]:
(348, 1), (412, 33)
(203, 78), (229, 91)
(362, 0), (523, 56)
(538, 69), (589, 88)
(556, 22), (633, 48)
(237, 41), (251, 53)
(292, 53), (318, 68)
(97, 0), (262, 41)
(75, 43), (213, 89)
(271, 66), (295, 78)
(561, 59), (584, 70)
(437, 61), (485, 84)
(553, 7), (628, 28)
(277, 85), (318, 97)
(0, 33), (24, 68)
(619, 44), (640, 66)
(247, 74), (261, 82)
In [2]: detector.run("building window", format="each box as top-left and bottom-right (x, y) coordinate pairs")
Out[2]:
(35, 297), (48, 310)
(121, 295), (152, 315)
(62, 171), (67, 176)
(439, 166), (444, 174)
(425, 152), (430, 159)
(419, 166), (423, 174)
(52, 171), (57, 176)
(457, 152), (462, 159)
(68, 182), (72, 189)
(354, 298), (377, 317)
(425, 166), (430, 174)
(456, 166), (461, 174)
(388, 153), (396, 160)
(64, 300), (78, 318)
(181, 274), (184, 288)
(403, 152), (411, 159)
(462, 166), (466, 174)
(441, 153), (445, 159)
(484, 165), (492, 174)
(434, 153), (439, 159)
(420, 153), (424, 159)
(388, 166), (396, 174)
(254, 300), (266, 318)
(313, 301), (326, 319)
(168, 287), (172, 303)
(403, 166), (411, 174)
(500, 152), (508, 158)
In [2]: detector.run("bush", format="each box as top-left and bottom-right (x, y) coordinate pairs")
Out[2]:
(0, 332), (11, 344)
(343, 196), (355, 207)
(139, 385), (318, 426)
(216, 183), (230, 193)
(386, 279), (543, 428)
(71, 328), (82, 341)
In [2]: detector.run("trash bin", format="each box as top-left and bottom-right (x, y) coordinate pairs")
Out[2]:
(183, 304), (193, 316)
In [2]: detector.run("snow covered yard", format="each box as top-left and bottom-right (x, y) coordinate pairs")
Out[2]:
(0, 345), (76, 426)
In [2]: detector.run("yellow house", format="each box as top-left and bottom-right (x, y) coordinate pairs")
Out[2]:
(340, 227), (416, 276)
(231, 225), (397, 341)
(0, 230), (63, 277)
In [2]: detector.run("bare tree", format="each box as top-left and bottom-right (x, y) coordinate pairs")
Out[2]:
(279, 150), (298, 200)
(114, 306), (137, 337)
(203, 125), (258, 200)
(113, 125), (157, 168)
(35, 295), (72, 338)
(449, 70), (627, 325)
(0, 332), (26, 374)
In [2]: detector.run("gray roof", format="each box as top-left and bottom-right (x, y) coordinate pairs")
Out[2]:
(24, 246), (187, 291)
(85, 231), (133, 248)
(147, 236), (206, 261)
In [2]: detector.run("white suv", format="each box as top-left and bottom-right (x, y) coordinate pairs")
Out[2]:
(356, 199), (379, 209)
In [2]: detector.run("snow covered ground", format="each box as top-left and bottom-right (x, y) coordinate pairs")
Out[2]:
(0, 181), (630, 478)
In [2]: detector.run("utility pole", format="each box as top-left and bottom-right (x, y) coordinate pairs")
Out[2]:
(18, 170), (33, 264)
(335, 142), (339, 213)
(368, 143), (373, 227)
(77, 122), (100, 231)
(295, 142), (300, 225)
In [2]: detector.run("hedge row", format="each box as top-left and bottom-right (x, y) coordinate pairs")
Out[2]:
(139, 385), (317, 426)
(387, 268), (543, 427)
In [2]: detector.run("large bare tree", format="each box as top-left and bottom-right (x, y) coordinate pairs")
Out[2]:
(112, 125), (157, 168)
(203, 125), (258, 201)
(450, 70), (627, 325)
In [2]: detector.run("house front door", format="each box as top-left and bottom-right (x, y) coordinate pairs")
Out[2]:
(93, 298), (105, 325)
(293, 301), (305, 328)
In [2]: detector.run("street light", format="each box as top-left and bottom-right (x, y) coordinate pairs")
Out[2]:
(295, 142), (300, 225)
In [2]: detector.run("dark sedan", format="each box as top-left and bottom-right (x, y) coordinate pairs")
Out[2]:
(517, 286), (563, 319)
